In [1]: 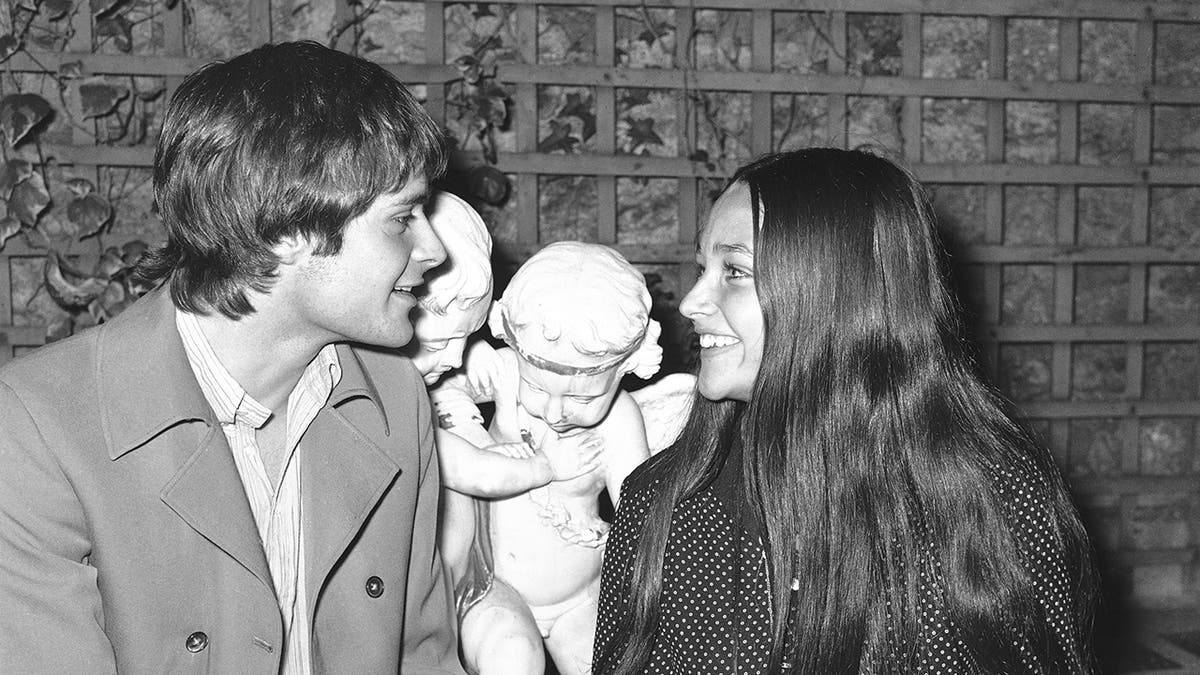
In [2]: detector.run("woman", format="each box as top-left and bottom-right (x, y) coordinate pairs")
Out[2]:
(593, 148), (1097, 673)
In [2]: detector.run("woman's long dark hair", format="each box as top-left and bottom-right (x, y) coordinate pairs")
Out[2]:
(595, 148), (1097, 673)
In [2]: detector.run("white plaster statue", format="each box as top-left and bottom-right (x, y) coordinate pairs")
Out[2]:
(408, 194), (605, 606)
(432, 241), (663, 675)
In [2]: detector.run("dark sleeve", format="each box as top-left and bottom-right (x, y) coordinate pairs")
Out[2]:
(593, 472), (653, 673)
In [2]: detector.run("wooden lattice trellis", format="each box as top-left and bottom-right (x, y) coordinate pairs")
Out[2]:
(2, 0), (1199, 610)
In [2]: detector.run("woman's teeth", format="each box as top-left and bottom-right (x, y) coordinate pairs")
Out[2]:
(699, 334), (740, 349)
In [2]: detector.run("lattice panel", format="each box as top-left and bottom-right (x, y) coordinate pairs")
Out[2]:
(1, 0), (1199, 610)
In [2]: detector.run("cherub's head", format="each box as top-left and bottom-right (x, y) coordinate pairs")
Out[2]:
(489, 241), (662, 431)
(411, 191), (493, 385)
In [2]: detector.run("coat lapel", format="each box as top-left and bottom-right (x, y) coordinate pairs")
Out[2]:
(97, 288), (271, 587)
(302, 346), (403, 603)
(160, 425), (273, 586)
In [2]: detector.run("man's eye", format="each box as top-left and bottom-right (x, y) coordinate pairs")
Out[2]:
(569, 396), (596, 404)
(424, 341), (448, 352)
(392, 214), (413, 231)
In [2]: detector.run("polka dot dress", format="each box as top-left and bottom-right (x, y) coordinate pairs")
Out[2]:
(596, 450), (1084, 674)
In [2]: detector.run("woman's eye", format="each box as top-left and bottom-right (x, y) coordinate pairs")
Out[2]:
(724, 264), (751, 279)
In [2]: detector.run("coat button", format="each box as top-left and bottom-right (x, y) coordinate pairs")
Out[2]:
(365, 575), (385, 598)
(185, 631), (208, 652)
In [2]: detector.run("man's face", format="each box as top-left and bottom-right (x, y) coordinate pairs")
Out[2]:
(290, 176), (446, 349)
(512, 349), (624, 432)
(411, 297), (489, 385)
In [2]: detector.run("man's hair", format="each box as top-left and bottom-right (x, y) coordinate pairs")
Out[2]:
(418, 191), (493, 316)
(139, 40), (447, 318)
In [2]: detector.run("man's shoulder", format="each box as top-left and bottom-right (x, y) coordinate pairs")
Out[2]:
(0, 324), (102, 397)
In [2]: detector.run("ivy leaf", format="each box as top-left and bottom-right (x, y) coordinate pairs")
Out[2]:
(0, 159), (33, 199)
(637, 29), (659, 46)
(94, 16), (132, 52)
(64, 176), (94, 197)
(59, 60), (85, 79)
(94, 246), (126, 279)
(624, 116), (664, 150)
(0, 34), (20, 63)
(0, 93), (52, 147)
(9, 171), (50, 225)
(94, 280), (127, 318)
(465, 164), (510, 207)
(537, 119), (579, 154)
(45, 313), (73, 343)
(452, 55), (484, 85)
(620, 89), (651, 108)
(0, 215), (20, 251)
(121, 239), (147, 268)
(557, 92), (595, 141)
(79, 78), (129, 118)
(470, 3), (494, 19)
(90, 0), (124, 17)
(44, 250), (110, 309)
(44, 0), (74, 20)
(67, 192), (113, 237)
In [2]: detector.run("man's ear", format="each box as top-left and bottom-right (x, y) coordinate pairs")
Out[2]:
(272, 233), (312, 266)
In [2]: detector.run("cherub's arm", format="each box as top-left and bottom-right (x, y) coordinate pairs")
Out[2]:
(435, 428), (602, 499)
(595, 391), (651, 509)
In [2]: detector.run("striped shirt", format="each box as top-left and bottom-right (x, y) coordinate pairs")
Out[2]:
(176, 309), (341, 675)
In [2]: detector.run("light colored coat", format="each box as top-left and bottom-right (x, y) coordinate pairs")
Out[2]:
(0, 288), (463, 674)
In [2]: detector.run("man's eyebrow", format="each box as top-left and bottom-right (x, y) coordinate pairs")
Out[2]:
(396, 190), (430, 207)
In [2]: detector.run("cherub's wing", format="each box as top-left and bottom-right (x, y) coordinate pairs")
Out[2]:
(630, 372), (697, 455)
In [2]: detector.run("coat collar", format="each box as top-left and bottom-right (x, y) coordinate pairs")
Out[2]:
(100, 287), (390, 460)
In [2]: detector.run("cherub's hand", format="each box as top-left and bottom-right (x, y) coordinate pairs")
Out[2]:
(538, 431), (604, 482)
(483, 441), (537, 459)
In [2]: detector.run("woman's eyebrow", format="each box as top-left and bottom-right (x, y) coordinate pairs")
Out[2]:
(716, 243), (753, 256)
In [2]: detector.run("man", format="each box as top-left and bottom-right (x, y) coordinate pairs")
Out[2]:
(0, 41), (464, 673)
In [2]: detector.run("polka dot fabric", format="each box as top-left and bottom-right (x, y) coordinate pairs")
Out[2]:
(596, 475), (772, 674)
(596, 456), (1085, 674)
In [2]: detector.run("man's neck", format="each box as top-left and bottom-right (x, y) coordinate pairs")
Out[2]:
(191, 305), (329, 412)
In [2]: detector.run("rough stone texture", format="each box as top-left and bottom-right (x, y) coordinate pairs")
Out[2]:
(1003, 185), (1057, 245)
(1007, 18), (1058, 81)
(693, 10), (752, 72)
(1144, 342), (1200, 400)
(1139, 418), (1197, 475)
(1001, 264), (1054, 324)
(1151, 186), (1200, 248)
(922, 98), (986, 163)
(1075, 264), (1131, 324)
(929, 184), (988, 245)
(774, 12), (831, 74)
(539, 5), (594, 65)
(1155, 22), (1200, 86)
(1153, 105), (1200, 165)
(847, 13), (900, 77)
(1069, 418), (1124, 476)
(923, 15), (987, 79)
(997, 343), (1053, 402)
(1005, 101), (1057, 164)
(1080, 104), (1134, 166)
(847, 96), (902, 155)
(1081, 20), (1136, 83)
(1072, 343), (1128, 401)
(1078, 187), (1133, 245)
(1148, 265), (1200, 325)
(773, 94), (827, 152)
(538, 175), (597, 243)
(617, 178), (678, 246)
(695, 91), (752, 162)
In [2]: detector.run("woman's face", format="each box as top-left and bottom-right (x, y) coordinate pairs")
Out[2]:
(680, 181), (763, 403)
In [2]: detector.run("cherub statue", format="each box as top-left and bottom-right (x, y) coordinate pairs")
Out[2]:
(432, 241), (662, 675)
(406, 194), (604, 606)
